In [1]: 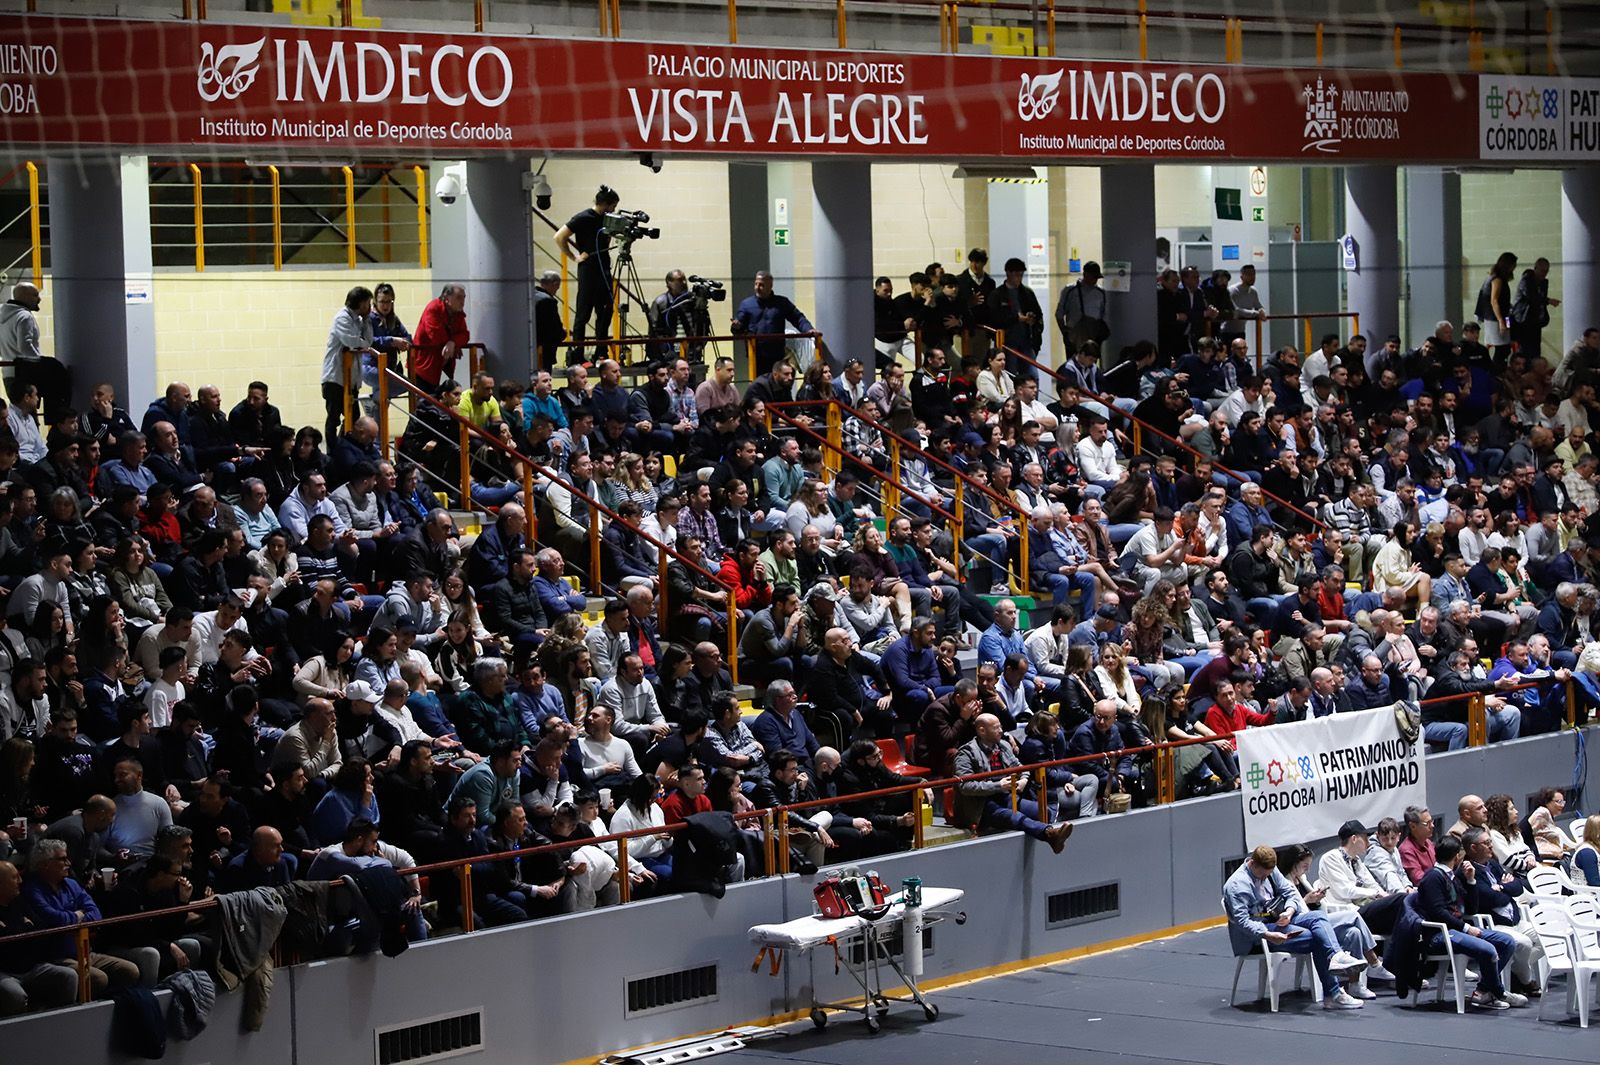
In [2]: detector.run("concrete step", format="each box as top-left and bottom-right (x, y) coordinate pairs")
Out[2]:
(920, 824), (975, 849)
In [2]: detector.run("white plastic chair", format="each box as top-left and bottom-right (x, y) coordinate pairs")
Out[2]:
(1527, 902), (1600, 1027)
(1526, 865), (1566, 897)
(1229, 939), (1317, 1012)
(1411, 919), (1469, 1013)
(1553, 862), (1600, 900)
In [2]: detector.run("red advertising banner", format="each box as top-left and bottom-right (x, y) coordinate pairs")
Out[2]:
(0, 16), (1489, 162)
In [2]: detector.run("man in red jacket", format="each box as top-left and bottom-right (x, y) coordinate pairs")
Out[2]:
(411, 284), (470, 392)
(659, 763), (711, 823)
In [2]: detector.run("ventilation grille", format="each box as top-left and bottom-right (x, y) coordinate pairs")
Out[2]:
(626, 964), (719, 1016)
(1222, 856), (1246, 888)
(374, 1010), (483, 1065)
(846, 925), (934, 966)
(1046, 882), (1121, 927)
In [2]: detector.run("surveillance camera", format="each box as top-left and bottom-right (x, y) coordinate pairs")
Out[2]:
(533, 174), (553, 212)
(639, 152), (662, 174)
(435, 164), (466, 206)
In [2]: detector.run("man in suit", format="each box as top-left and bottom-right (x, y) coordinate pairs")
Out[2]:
(1414, 835), (1524, 1009)
(1223, 844), (1367, 1010)
(1459, 827), (1544, 993)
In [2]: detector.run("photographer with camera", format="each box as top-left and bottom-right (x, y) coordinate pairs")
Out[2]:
(554, 186), (622, 366)
(648, 270), (721, 361)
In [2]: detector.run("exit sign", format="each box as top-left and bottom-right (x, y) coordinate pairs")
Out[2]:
(772, 227), (790, 246)
(1250, 206), (1266, 222)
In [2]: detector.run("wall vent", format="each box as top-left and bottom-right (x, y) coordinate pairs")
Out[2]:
(374, 1009), (484, 1065)
(845, 925), (934, 966)
(626, 963), (719, 1016)
(1046, 882), (1120, 927)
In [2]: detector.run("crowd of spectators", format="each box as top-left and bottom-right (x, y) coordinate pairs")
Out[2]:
(1226, 788), (1600, 1011)
(0, 248), (1594, 1016)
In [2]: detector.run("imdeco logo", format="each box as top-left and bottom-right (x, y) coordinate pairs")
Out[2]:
(1017, 69), (1064, 122)
(198, 38), (266, 102)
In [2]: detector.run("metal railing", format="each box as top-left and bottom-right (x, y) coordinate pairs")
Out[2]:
(374, 365), (745, 679)
(769, 397), (1039, 596)
(0, 161), (45, 288)
(149, 162), (429, 271)
(4, 682), (1585, 1007)
(1254, 312), (1363, 369)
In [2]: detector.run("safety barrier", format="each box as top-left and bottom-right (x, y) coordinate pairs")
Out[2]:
(340, 343), (485, 432)
(375, 365), (744, 678)
(3, 681), (1583, 1009)
(149, 161), (428, 271)
(0, 161), (45, 289)
(553, 332), (822, 380)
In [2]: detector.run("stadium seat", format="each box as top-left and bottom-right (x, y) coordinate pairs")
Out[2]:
(877, 738), (929, 778)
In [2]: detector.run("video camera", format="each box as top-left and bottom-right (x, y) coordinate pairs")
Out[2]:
(688, 274), (727, 303)
(603, 208), (660, 244)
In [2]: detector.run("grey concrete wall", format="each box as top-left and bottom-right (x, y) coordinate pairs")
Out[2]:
(5, 726), (1596, 1065)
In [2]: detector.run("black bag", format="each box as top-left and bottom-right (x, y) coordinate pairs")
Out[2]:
(112, 987), (168, 1059)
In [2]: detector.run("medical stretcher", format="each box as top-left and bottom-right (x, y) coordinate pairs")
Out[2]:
(747, 886), (966, 1033)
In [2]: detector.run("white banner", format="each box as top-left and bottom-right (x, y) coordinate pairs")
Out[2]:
(1478, 76), (1600, 161)
(1237, 706), (1426, 848)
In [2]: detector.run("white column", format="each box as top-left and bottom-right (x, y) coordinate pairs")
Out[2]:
(1343, 166), (1401, 346)
(1403, 167), (1463, 343)
(811, 160), (873, 373)
(1563, 168), (1600, 348)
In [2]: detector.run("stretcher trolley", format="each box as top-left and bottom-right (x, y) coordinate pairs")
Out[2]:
(747, 883), (966, 1033)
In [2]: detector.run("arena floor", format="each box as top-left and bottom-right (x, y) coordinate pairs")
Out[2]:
(730, 926), (1595, 1065)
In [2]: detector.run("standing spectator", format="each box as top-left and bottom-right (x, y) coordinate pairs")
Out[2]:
(1511, 257), (1559, 357)
(1, 283), (70, 418)
(321, 286), (381, 445)
(411, 284), (471, 391)
(731, 272), (814, 376)
(1474, 252), (1518, 362)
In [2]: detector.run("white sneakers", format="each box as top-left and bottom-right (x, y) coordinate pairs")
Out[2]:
(1323, 989), (1365, 1010)
(1328, 951), (1368, 976)
(1499, 990), (1531, 1008)
(1348, 983), (1378, 1000)
(1365, 963), (1396, 982)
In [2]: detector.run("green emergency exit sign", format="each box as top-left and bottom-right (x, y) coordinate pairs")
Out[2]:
(1251, 206), (1267, 222)
(773, 227), (790, 246)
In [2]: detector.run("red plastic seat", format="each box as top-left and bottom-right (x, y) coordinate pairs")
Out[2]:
(877, 738), (930, 778)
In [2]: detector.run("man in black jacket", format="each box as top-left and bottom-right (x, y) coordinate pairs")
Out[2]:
(805, 626), (892, 742)
(1414, 835), (1522, 1010)
(374, 739), (447, 857)
(1459, 827), (1541, 993)
(1421, 650), (1523, 750)
(485, 549), (549, 650)
(749, 748), (864, 865)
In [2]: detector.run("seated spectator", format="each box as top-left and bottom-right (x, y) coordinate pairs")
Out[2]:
(447, 742), (523, 829)
(303, 817), (426, 948)
(749, 679), (819, 772)
(19, 840), (144, 998)
(706, 692), (767, 783)
(1019, 710), (1099, 819)
(1067, 699), (1139, 805)
(1222, 844), (1367, 1010)
(807, 625), (892, 742)
(879, 616), (950, 726)
(953, 713), (1073, 851)
(599, 652), (670, 754)
(1201, 676), (1273, 740)
(737, 583), (803, 686)
(577, 705), (640, 791)
(607, 774), (675, 889)
(218, 826), (297, 893)
(456, 658), (529, 756)
(533, 548), (587, 620)
(485, 550), (550, 651)
(311, 758), (380, 846)
(103, 756), (171, 860)
(1344, 655), (1393, 711)
(1412, 835), (1524, 1009)
(585, 600), (631, 682)
(272, 697), (342, 780)
(833, 739), (918, 853)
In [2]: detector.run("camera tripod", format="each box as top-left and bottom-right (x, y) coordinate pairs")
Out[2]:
(607, 238), (651, 366)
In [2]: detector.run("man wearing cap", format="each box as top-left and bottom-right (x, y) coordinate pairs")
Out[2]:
(1317, 821), (1408, 947)
(1055, 262), (1109, 354)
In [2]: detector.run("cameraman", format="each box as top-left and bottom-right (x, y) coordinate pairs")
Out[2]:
(554, 185), (621, 366)
(649, 270), (712, 360)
